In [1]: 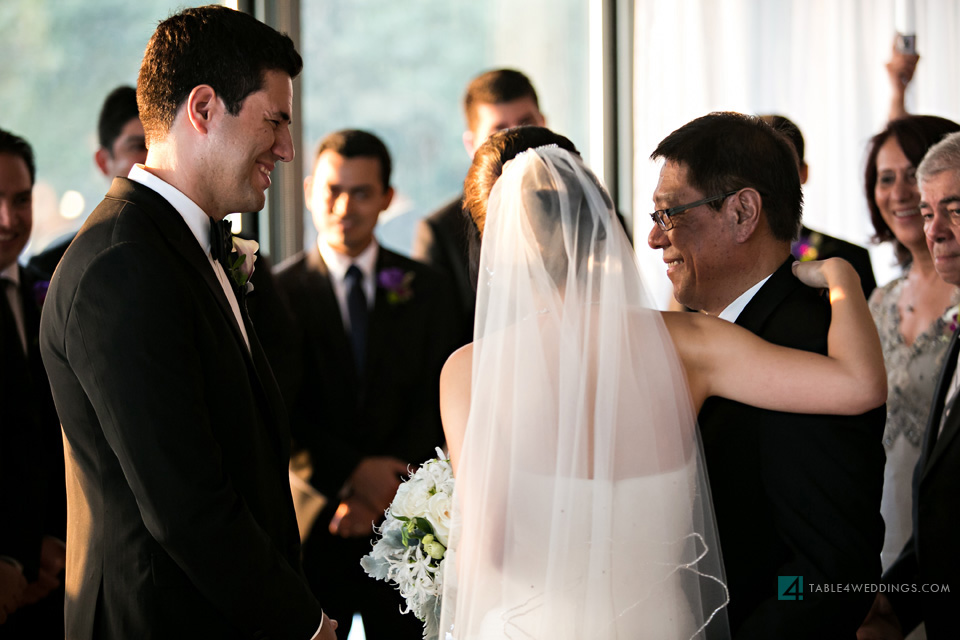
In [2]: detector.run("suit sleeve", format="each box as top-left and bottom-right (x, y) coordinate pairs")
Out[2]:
(412, 217), (445, 269)
(882, 535), (923, 634)
(64, 243), (322, 639)
(386, 273), (461, 463)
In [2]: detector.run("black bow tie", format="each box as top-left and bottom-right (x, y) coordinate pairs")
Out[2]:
(210, 218), (232, 263)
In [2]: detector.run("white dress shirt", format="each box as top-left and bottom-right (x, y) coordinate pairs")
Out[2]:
(317, 237), (378, 330)
(717, 274), (773, 323)
(128, 165), (249, 351)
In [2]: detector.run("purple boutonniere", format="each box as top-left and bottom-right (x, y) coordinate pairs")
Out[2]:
(791, 231), (820, 262)
(32, 280), (50, 308)
(378, 267), (415, 304)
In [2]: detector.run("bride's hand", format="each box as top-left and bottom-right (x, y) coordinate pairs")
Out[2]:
(792, 257), (860, 294)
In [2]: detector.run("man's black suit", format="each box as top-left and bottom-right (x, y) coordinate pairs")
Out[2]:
(412, 196), (475, 344)
(883, 330), (960, 638)
(39, 179), (322, 640)
(0, 264), (65, 639)
(697, 258), (886, 639)
(275, 245), (459, 638)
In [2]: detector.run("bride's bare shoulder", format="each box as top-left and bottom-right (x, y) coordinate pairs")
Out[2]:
(441, 342), (474, 389)
(440, 343), (474, 471)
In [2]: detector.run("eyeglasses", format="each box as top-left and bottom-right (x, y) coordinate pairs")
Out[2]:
(650, 190), (739, 231)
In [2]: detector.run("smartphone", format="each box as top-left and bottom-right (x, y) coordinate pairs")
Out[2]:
(896, 33), (917, 55)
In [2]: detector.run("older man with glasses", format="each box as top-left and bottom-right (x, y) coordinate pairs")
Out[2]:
(860, 130), (960, 640)
(648, 112), (886, 639)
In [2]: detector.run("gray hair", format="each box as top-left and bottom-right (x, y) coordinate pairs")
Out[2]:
(918, 131), (960, 183)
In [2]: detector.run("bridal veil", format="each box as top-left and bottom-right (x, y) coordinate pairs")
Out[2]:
(439, 144), (729, 639)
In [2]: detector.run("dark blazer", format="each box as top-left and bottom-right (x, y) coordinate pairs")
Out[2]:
(0, 264), (66, 638)
(883, 330), (960, 638)
(698, 258), (886, 639)
(793, 226), (877, 298)
(412, 195), (474, 344)
(274, 245), (459, 499)
(39, 178), (322, 640)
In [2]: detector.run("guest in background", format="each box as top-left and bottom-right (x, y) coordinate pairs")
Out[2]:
(28, 85), (147, 277)
(412, 68), (545, 343)
(864, 115), (960, 575)
(859, 130), (960, 640)
(0, 128), (66, 638)
(760, 114), (877, 297)
(276, 129), (460, 639)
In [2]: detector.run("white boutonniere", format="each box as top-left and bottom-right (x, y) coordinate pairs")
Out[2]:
(227, 237), (259, 291)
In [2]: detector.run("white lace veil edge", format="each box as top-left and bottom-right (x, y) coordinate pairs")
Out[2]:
(440, 145), (729, 639)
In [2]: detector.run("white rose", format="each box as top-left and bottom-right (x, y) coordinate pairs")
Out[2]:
(231, 237), (259, 284)
(426, 491), (452, 546)
(391, 478), (430, 518)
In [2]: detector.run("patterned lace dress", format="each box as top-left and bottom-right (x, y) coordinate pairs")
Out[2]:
(869, 272), (959, 571)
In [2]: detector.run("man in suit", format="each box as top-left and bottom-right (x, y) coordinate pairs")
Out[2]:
(858, 132), (960, 640)
(412, 69), (545, 343)
(759, 114), (877, 297)
(648, 112), (886, 638)
(275, 129), (460, 639)
(28, 86), (148, 277)
(0, 129), (67, 638)
(38, 7), (335, 639)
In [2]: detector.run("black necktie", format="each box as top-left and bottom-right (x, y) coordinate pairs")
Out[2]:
(209, 218), (232, 265)
(345, 265), (368, 374)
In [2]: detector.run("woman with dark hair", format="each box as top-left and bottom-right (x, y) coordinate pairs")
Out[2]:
(864, 115), (960, 572)
(435, 126), (884, 639)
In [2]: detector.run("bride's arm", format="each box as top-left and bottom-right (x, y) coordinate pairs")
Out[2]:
(667, 258), (887, 415)
(439, 344), (473, 475)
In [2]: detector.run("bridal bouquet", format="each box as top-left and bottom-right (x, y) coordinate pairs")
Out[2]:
(361, 448), (454, 640)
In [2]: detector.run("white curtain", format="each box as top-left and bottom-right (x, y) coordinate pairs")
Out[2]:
(633, 0), (960, 308)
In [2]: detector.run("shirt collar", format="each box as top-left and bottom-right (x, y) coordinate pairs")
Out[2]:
(317, 237), (379, 283)
(128, 164), (214, 255)
(1, 262), (19, 286)
(717, 274), (772, 323)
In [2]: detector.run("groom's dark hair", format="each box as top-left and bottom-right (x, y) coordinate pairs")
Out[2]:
(137, 5), (302, 145)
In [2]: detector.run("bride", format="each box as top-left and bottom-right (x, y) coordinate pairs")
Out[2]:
(435, 127), (885, 639)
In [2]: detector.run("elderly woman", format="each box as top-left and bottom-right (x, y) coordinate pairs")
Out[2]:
(865, 114), (960, 571)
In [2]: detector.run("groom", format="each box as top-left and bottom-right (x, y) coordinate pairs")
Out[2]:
(648, 112), (886, 638)
(39, 7), (334, 639)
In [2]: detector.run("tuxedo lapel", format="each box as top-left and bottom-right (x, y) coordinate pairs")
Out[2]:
(107, 180), (280, 431)
(366, 251), (402, 377)
(921, 329), (960, 480)
(109, 180), (250, 358)
(734, 257), (798, 333)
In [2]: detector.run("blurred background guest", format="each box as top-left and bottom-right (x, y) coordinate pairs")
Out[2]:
(864, 114), (960, 579)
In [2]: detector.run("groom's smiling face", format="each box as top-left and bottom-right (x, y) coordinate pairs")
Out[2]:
(205, 69), (294, 216)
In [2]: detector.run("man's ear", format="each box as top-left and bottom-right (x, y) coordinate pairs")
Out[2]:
(381, 185), (395, 212)
(94, 148), (111, 177)
(185, 85), (219, 135)
(463, 130), (476, 158)
(731, 188), (763, 243)
(303, 175), (314, 212)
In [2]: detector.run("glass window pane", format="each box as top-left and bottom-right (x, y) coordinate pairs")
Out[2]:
(299, 0), (589, 256)
(0, 1), (215, 259)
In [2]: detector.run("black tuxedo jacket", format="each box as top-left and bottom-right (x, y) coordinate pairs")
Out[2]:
(698, 258), (886, 639)
(39, 178), (321, 640)
(412, 195), (474, 344)
(1, 264), (64, 578)
(793, 226), (877, 298)
(884, 330), (960, 638)
(274, 246), (459, 501)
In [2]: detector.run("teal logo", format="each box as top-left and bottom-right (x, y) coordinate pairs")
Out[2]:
(778, 576), (803, 600)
